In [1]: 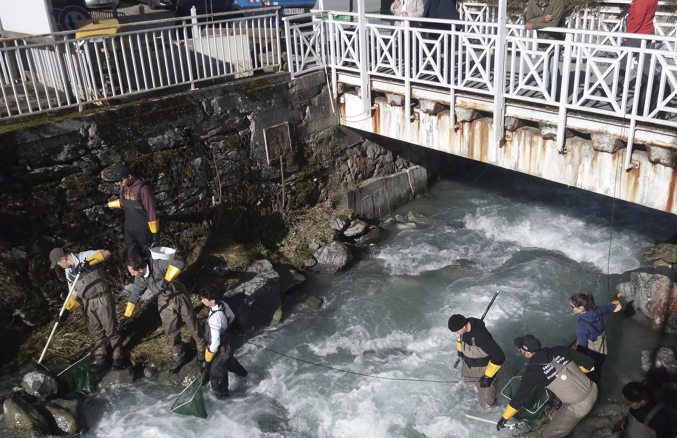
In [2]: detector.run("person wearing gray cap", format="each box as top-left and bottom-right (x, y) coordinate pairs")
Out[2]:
(103, 164), (159, 259)
(448, 314), (505, 410)
(496, 335), (597, 437)
(49, 247), (124, 371)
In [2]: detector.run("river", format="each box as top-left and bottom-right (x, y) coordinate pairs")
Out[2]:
(8, 164), (677, 437)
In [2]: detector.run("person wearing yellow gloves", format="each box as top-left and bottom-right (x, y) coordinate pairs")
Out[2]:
(448, 314), (505, 410)
(49, 247), (124, 371)
(123, 254), (206, 374)
(198, 286), (248, 399)
(105, 164), (159, 260)
(497, 335), (597, 437)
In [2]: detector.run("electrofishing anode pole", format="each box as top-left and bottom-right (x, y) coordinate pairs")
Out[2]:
(453, 290), (500, 369)
(38, 272), (82, 364)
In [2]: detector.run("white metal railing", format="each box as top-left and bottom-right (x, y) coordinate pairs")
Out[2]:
(283, 7), (677, 169)
(0, 8), (282, 119)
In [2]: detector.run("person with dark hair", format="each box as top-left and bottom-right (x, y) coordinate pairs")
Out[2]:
(49, 247), (124, 371)
(525, 0), (566, 96)
(570, 292), (621, 384)
(496, 335), (597, 437)
(122, 254), (206, 374)
(448, 314), (505, 410)
(198, 286), (248, 399)
(104, 164), (159, 260)
(606, 381), (673, 438)
(422, 0), (458, 30)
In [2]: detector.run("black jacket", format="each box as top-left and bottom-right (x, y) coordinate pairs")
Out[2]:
(509, 346), (594, 410)
(460, 318), (505, 367)
(423, 0), (459, 22)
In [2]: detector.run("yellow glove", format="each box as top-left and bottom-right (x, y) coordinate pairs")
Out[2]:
(107, 199), (121, 209)
(501, 404), (518, 420)
(65, 297), (81, 312)
(148, 219), (160, 234)
(124, 303), (136, 317)
(205, 348), (216, 362)
(579, 366), (594, 374)
(164, 265), (181, 282)
(456, 340), (462, 352)
(86, 252), (106, 266)
(485, 361), (501, 378)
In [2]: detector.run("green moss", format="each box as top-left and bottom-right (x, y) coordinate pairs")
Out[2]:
(246, 78), (274, 101)
(63, 173), (96, 198)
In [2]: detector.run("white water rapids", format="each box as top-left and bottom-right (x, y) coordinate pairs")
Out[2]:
(8, 165), (677, 438)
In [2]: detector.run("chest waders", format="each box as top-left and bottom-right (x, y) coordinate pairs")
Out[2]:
(461, 337), (497, 410)
(580, 311), (607, 384)
(626, 404), (666, 438)
(203, 303), (247, 398)
(538, 358), (598, 438)
(123, 182), (153, 259)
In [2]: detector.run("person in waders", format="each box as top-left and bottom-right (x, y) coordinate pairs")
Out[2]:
(49, 247), (124, 371)
(607, 381), (673, 438)
(448, 314), (505, 410)
(122, 255), (206, 374)
(496, 335), (597, 438)
(570, 292), (622, 385)
(105, 164), (159, 260)
(198, 286), (248, 399)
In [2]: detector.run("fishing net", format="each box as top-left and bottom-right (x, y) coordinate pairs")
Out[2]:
(501, 376), (550, 428)
(170, 378), (208, 419)
(58, 358), (98, 395)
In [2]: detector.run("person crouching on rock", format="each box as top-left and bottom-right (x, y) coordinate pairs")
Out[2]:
(122, 255), (206, 374)
(448, 314), (505, 410)
(198, 285), (248, 399)
(49, 247), (124, 371)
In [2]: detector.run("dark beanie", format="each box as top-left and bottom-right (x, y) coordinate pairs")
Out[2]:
(448, 314), (468, 332)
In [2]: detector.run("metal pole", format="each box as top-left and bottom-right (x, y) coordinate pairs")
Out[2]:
(357, 0), (370, 115)
(492, 0), (507, 148)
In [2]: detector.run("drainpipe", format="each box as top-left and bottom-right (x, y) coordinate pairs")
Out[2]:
(492, 0), (507, 149)
(357, 0), (371, 116)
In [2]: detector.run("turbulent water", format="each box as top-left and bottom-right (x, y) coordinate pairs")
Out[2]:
(7, 165), (677, 438)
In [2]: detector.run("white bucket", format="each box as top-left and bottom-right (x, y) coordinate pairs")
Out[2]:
(150, 246), (176, 261)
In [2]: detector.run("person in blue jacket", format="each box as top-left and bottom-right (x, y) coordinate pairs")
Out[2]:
(570, 292), (621, 385)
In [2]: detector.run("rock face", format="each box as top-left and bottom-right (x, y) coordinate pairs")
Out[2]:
(3, 398), (50, 435)
(45, 399), (86, 435)
(314, 241), (353, 273)
(617, 272), (677, 334)
(226, 260), (281, 328)
(21, 371), (59, 401)
(641, 348), (677, 375)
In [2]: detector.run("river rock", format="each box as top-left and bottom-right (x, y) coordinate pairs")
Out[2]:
(379, 217), (396, 227)
(309, 242), (320, 251)
(295, 295), (323, 311)
(3, 397), (50, 435)
(273, 264), (307, 294)
(332, 215), (350, 233)
(101, 368), (135, 388)
(304, 259), (317, 268)
(226, 260), (281, 328)
(144, 366), (159, 379)
(159, 363), (203, 388)
(407, 210), (426, 221)
(617, 272), (677, 334)
(45, 399), (85, 434)
(21, 371), (59, 401)
(644, 243), (677, 264)
(641, 348), (677, 375)
(355, 227), (380, 246)
(395, 214), (408, 224)
(313, 241), (353, 273)
(343, 219), (369, 237)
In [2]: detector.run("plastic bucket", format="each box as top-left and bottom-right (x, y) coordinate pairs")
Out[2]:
(150, 246), (176, 261)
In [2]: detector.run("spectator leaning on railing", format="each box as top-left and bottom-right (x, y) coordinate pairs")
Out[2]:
(525, 0), (565, 95)
(390, 0), (425, 25)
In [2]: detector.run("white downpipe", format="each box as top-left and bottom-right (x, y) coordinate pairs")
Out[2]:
(357, 0), (370, 115)
(491, 0), (507, 147)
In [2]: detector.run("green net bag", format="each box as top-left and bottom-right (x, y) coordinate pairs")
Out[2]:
(501, 376), (550, 428)
(170, 378), (208, 419)
(58, 358), (98, 395)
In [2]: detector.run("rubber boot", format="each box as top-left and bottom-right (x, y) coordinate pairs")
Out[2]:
(170, 356), (190, 374)
(112, 358), (125, 370)
(196, 350), (206, 369)
(91, 357), (111, 371)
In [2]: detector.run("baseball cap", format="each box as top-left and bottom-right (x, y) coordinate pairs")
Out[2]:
(49, 248), (66, 269)
(514, 335), (541, 352)
(112, 164), (131, 181)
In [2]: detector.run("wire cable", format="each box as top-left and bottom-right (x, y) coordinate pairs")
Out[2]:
(245, 340), (461, 383)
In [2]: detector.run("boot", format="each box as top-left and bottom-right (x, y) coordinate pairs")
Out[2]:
(112, 358), (125, 370)
(170, 356), (190, 374)
(91, 357), (111, 371)
(196, 349), (206, 368)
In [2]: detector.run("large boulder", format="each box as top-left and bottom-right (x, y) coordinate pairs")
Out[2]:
(343, 219), (370, 237)
(226, 260), (281, 328)
(332, 215), (350, 233)
(645, 243), (677, 264)
(617, 272), (677, 334)
(272, 264), (307, 294)
(3, 398), (50, 435)
(100, 368), (135, 389)
(45, 399), (86, 435)
(641, 348), (677, 375)
(21, 370), (59, 401)
(314, 241), (353, 273)
(158, 363), (203, 388)
(355, 227), (380, 246)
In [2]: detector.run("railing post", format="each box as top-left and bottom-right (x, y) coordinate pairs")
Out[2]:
(557, 33), (572, 152)
(276, 10), (282, 73)
(357, 0), (370, 115)
(329, 13), (337, 101)
(492, 0), (507, 148)
(189, 6), (197, 89)
(284, 18), (294, 79)
(404, 19), (411, 123)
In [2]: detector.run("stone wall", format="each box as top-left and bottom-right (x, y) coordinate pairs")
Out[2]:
(0, 71), (453, 366)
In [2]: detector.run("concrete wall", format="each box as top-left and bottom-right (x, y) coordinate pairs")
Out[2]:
(341, 91), (677, 215)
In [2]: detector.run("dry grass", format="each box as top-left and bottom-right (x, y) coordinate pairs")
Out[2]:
(277, 201), (336, 268)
